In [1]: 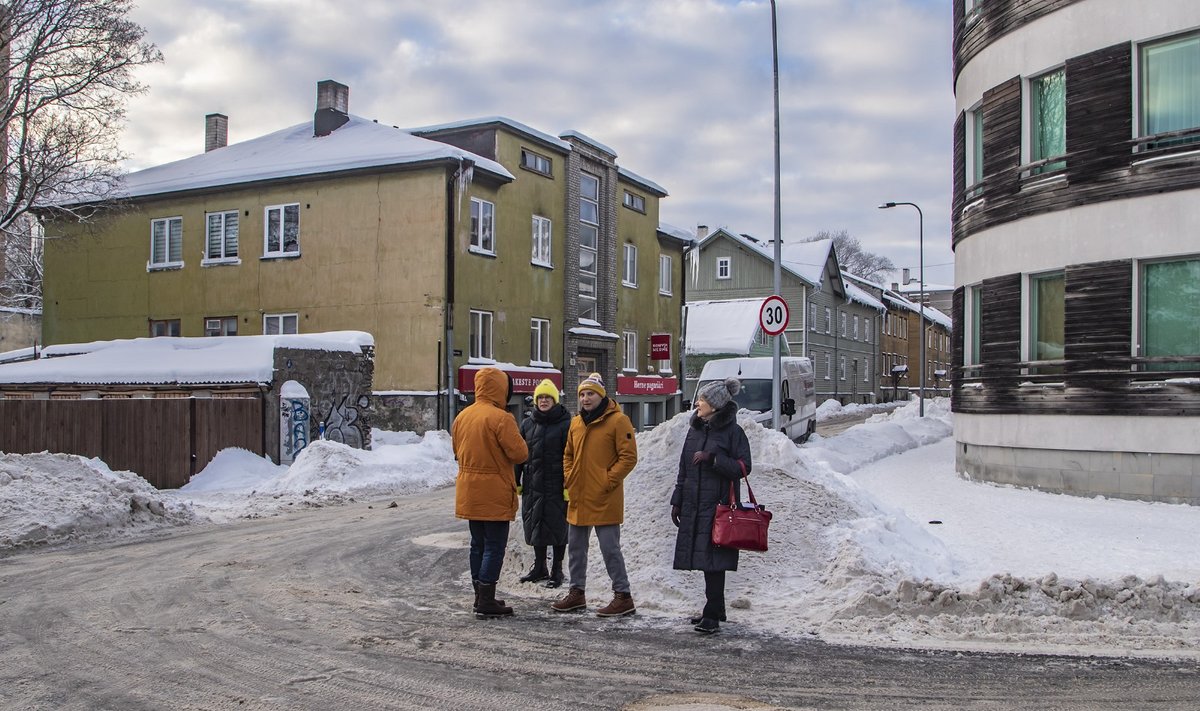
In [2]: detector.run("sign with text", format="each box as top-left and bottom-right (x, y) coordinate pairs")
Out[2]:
(616, 374), (678, 396)
(457, 366), (563, 394)
(759, 295), (789, 336)
(649, 333), (672, 360)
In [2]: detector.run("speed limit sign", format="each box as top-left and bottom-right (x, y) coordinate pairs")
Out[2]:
(759, 295), (789, 336)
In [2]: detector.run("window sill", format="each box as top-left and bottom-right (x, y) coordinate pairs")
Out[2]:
(467, 357), (497, 365)
(1131, 148), (1200, 170)
(622, 281), (637, 289)
(658, 290), (673, 297)
(468, 246), (496, 258)
(262, 252), (301, 261)
(531, 260), (553, 270)
(202, 257), (242, 267)
(621, 368), (639, 374)
(147, 261), (184, 272)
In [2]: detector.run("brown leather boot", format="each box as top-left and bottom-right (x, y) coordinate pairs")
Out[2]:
(551, 587), (586, 612)
(475, 583), (513, 619)
(472, 579), (505, 613)
(596, 592), (635, 617)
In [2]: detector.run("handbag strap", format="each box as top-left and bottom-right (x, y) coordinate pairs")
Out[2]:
(728, 460), (757, 506)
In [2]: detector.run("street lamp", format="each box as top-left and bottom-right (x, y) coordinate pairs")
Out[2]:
(878, 201), (924, 417)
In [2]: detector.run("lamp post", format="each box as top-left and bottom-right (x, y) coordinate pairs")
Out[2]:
(878, 201), (924, 417)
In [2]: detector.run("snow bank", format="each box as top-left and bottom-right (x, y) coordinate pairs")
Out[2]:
(0, 452), (195, 548)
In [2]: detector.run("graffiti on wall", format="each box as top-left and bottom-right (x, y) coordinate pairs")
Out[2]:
(280, 380), (311, 464)
(321, 368), (370, 449)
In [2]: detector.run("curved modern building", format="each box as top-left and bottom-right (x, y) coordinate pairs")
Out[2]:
(951, 0), (1200, 503)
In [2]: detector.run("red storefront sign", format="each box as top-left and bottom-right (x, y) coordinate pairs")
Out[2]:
(616, 374), (678, 396)
(650, 333), (672, 360)
(457, 366), (563, 393)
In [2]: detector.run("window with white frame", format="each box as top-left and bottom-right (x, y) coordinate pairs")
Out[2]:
(622, 190), (645, 212)
(658, 255), (672, 295)
(263, 313), (298, 335)
(470, 309), (493, 360)
(204, 210), (239, 261)
(853, 315), (860, 340)
(825, 352), (832, 380)
(809, 303), (817, 331)
(1140, 256), (1200, 370)
(1028, 68), (1066, 174)
(623, 330), (638, 372)
(965, 103), (984, 196)
(205, 316), (237, 337)
(863, 355), (871, 382)
(150, 319), (180, 337)
(716, 257), (731, 280)
(579, 173), (600, 321)
(521, 149), (552, 176)
(623, 244), (638, 287)
(1139, 32), (1200, 147)
(865, 316), (872, 343)
(531, 318), (551, 365)
(149, 217), (183, 268)
(839, 311), (847, 337)
(470, 198), (495, 255)
(531, 215), (552, 267)
(264, 204), (300, 256)
(824, 307), (832, 333)
(839, 355), (847, 380)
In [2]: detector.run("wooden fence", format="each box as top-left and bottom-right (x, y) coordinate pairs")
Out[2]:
(0, 397), (264, 489)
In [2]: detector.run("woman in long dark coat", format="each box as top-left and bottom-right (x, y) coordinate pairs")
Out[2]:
(515, 379), (571, 587)
(671, 377), (752, 634)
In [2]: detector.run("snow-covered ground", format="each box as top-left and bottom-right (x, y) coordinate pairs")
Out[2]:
(2, 398), (1199, 658)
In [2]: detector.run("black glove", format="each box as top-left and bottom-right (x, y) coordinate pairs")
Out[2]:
(671, 505), (681, 527)
(691, 450), (712, 466)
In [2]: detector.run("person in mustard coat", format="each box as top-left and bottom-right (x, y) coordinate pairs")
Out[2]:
(453, 367), (529, 618)
(550, 372), (639, 617)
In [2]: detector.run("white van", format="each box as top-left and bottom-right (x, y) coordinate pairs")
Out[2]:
(693, 356), (817, 442)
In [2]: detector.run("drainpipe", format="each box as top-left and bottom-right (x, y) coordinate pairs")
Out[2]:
(443, 162), (461, 430)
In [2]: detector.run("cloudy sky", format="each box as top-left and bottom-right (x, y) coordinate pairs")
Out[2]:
(121, 0), (956, 287)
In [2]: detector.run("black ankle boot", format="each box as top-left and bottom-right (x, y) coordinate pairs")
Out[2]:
(519, 561), (549, 583)
(543, 559), (564, 588)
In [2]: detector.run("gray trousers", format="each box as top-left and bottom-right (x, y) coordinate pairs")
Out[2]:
(566, 523), (630, 594)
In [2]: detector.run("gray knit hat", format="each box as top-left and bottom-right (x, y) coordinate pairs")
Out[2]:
(697, 377), (741, 410)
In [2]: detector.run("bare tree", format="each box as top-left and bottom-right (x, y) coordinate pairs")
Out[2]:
(803, 229), (896, 283)
(0, 0), (161, 308)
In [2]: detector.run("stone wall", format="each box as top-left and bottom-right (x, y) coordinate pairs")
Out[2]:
(368, 393), (441, 435)
(0, 309), (40, 353)
(267, 345), (374, 460)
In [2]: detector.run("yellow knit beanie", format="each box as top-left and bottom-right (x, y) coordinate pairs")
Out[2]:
(533, 378), (560, 403)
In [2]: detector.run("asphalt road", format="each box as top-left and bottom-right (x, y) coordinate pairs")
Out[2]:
(2, 486), (1199, 710)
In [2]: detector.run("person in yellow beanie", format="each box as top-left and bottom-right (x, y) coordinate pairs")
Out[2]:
(515, 378), (571, 587)
(551, 372), (639, 617)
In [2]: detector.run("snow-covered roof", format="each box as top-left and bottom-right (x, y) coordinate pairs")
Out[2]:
(406, 115), (573, 153)
(108, 117), (513, 202)
(0, 332), (374, 386)
(882, 291), (953, 330)
(698, 229), (831, 289)
(617, 167), (667, 197)
(843, 280), (886, 312)
(558, 129), (616, 157)
(897, 281), (955, 294)
(685, 299), (764, 355)
(658, 222), (695, 244)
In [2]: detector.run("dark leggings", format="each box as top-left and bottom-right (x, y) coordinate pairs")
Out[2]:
(534, 544), (566, 565)
(703, 570), (726, 620)
(468, 520), (510, 585)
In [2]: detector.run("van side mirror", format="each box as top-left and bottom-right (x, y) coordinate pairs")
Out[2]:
(681, 400), (691, 410)
(782, 398), (796, 417)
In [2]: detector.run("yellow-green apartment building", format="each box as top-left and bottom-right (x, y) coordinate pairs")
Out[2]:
(41, 81), (688, 431)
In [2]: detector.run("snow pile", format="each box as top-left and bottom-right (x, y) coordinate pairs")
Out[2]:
(815, 397), (901, 422)
(0, 452), (195, 548)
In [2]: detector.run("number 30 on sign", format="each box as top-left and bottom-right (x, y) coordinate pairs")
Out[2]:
(759, 295), (789, 336)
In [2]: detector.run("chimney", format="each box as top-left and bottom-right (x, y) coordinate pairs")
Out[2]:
(902, 267), (911, 285)
(891, 282), (900, 291)
(205, 113), (228, 152)
(696, 224), (709, 240)
(314, 79), (350, 137)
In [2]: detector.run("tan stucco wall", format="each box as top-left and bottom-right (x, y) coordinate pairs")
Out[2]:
(42, 170), (449, 390)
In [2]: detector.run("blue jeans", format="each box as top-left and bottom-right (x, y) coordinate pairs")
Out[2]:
(469, 520), (510, 585)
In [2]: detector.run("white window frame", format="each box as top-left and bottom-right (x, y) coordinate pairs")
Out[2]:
(203, 210), (240, 264)
(824, 307), (832, 334)
(658, 255), (672, 295)
(579, 174), (600, 321)
(531, 215), (552, 267)
(840, 311), (848, 337)
(150, 319), (180, 337)
(865, 316), (872, 344)
(205, 316), (238, 337)
(622, 244), (638, 287)
(470, 198), (495, 255)
(263, 203), (300, 257)
(530, 318), (551, 366)
(839, 355), (847, 381)
(470, 309), (494, 360)
(824, 352), (832, 380)
(623, 330), (638, 372)
(622, 190), (646, 212)
(716, 256), (731, 280)
(263, 312), (298, 335)
(853, 315), (860, 340)
(863, 355), (871, 382)
(809, 303), (817, 332)
(149, 216), (183, 270)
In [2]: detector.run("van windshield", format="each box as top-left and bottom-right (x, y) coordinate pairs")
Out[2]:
(696, 379), (772, 412)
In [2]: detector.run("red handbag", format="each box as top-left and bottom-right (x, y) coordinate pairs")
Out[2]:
(711, 462), (771, 552)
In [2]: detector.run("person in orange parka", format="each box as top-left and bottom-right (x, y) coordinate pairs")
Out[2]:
(550, 372), (639, 617)
(452, 367), (529, 618)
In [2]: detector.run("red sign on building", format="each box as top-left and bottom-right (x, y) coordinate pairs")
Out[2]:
(650, 333), (672, 360)
(457, 366), (563, 394)
(616, 374), (678, 396)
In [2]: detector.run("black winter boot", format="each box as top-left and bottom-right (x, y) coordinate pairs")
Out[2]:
(543, 559), (564, 588)
(473, 579), (505, 612)
(519, 547), (549, 583)
(475, 583), (514, 618)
